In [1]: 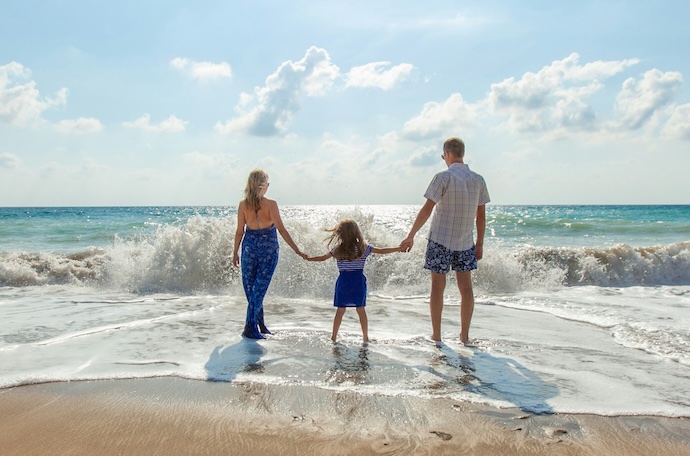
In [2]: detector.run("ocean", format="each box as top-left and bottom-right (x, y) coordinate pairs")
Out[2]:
(1, 205), (689, 418)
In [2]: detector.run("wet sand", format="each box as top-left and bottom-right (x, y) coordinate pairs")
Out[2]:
(1, 378), (689, 456)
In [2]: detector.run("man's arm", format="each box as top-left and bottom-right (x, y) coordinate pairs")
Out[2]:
(400, 199), (436, 252)
(475, 204), (486, 260)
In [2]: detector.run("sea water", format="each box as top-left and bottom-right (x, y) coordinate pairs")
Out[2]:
(1, 205), (689, 417)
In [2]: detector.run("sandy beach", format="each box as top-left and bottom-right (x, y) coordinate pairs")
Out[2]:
(1, 378), (688, 456)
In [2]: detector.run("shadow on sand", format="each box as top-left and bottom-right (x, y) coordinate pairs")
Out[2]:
(431, 343), (558, 414)
(204, 339), (267, 382)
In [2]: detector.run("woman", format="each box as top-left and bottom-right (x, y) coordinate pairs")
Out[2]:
(232, 170), (305, 339)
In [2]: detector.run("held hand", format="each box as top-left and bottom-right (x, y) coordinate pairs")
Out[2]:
(400, 236), (414, 252)
(298, 251), (308, 260)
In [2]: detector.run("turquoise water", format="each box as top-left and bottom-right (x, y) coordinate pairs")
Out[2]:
(489, 205), (690, 247)
(0, 206), (234, 253)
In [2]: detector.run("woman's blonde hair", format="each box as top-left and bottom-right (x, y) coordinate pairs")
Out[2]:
(326, 219), (367, 261)
(244, 169), (269, 211)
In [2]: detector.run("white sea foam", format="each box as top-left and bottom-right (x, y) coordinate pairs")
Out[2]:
(2, 212), (689, 292)
(1, 286), (689, 416)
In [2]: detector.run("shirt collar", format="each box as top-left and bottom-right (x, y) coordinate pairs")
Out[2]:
(448, 162), (468, 170)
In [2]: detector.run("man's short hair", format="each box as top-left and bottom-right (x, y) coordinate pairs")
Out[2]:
(443, 137), (465, 158)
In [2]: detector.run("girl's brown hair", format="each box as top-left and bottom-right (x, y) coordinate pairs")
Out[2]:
(326, 219), (367, 261)
(244, 169), (269, 212)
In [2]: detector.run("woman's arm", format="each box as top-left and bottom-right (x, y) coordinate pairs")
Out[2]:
(268, 200), (306, 258)
(232, 202), (247, 268)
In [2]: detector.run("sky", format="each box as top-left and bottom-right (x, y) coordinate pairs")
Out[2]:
(1, 0), (690, 206)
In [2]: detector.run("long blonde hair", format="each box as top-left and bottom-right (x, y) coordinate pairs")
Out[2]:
(326, 219), (367, 261)
(244, 169), (269, 211)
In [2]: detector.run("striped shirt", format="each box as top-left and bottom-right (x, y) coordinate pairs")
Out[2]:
(333, 245), (373, 271)
(424, 163), (490, 251)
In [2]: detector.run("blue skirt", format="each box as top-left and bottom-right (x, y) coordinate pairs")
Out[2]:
(334, 270), (367, 307)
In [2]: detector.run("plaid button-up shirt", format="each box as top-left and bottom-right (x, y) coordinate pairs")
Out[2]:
(424, 163), (490, 251)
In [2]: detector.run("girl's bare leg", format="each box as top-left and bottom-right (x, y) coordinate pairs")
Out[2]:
(356, 307), (369, 342)
(332, 307), (346, 342)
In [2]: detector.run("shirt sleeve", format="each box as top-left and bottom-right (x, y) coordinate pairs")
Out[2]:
(423, 172), (447, 203)
(478, 177), (491, 206)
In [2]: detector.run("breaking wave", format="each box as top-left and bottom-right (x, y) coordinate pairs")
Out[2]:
(1, 215), (689, 294)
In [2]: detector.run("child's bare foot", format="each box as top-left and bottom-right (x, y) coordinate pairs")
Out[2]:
(426, 336), (444, 347)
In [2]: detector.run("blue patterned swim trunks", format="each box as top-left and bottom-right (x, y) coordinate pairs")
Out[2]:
(424, 240), (477, 274)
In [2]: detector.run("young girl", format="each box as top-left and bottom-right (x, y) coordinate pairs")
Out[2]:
(307, 219), (401, 343)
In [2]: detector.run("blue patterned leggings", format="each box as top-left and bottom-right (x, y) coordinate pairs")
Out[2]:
(241, 226), (279, 339)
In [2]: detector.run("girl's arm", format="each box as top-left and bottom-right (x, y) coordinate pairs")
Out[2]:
(372, 246), (402, 255)
(232, 202), (247, 267)
(307, 252), (332, 262)
(268, 200), (306, 258)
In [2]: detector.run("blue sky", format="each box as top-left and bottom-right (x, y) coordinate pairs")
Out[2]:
(1, 0), (689, 206)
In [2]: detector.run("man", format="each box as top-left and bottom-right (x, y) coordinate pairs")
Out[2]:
(400, 137), (490, 345)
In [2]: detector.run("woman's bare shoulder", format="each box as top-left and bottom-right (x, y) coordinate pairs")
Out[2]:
(263, 198), (278, 208)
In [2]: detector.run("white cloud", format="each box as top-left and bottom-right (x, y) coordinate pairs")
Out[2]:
(170, 58), (232, 81)
(408, 146), (439, 167)
(346, 61), (415, 90)
(123, 114), (188, 133)
(183, 152), (238, 180)
(401, 93), (478, 139)
(613, 69), (683, 131)
(215, 46), (340, 136)
(488, 53), (638, 133)
(54, 117), (104, 134)
(79, 157), (108, 174)
(0, 61), (67, 126)
(40, 161), (65, 178)
(0, 152), (21, 169)
(662, 103), (690, 140)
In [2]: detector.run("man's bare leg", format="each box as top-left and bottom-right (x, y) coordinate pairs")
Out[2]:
(456, 271), (474, 344)
(430, 272), (447, 341)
